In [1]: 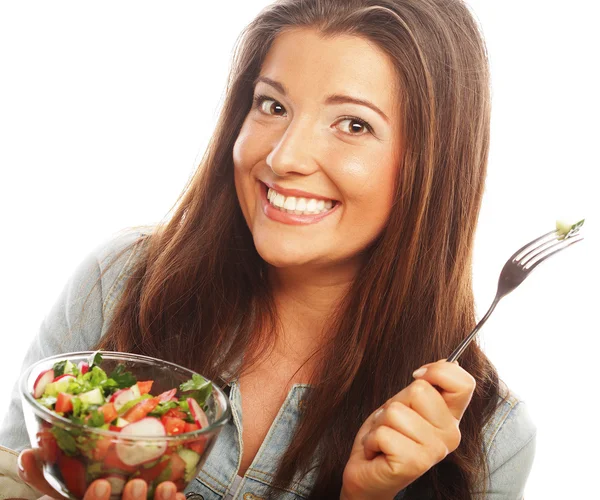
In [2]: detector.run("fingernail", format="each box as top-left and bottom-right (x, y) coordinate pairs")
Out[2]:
(413, 367), (427, 378)
(132, 480), (146, 498)
(161, 483), (175, 499)
(95, 481), (109, 496)
(17, 453), (28, 481)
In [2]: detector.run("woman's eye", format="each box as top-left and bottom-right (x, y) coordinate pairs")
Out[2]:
(254, 95), (287, 116)
(336, 118), (373, 136)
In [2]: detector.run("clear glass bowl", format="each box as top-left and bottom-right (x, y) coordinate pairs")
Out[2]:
(20, 351), (231, 499)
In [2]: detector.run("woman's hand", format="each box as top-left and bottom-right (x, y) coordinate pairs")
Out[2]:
(341, 359), (476, 500)
(17, 448), (186, 500)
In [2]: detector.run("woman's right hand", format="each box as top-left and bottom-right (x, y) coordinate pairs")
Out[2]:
(17, 449), (186, 500)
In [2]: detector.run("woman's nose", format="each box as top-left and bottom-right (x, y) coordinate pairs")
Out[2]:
(266, 119), (319, 177)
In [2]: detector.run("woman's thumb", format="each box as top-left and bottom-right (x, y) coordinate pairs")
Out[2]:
(17, 449), (63, 499)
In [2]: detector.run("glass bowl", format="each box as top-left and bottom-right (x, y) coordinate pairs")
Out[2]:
(20, 351), (231, 499)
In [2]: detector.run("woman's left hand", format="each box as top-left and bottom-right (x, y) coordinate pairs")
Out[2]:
(340, 359), (476, 500)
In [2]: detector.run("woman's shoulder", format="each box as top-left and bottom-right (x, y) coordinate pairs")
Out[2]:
(55, 226), (153, 339)
(481, 379), (536, 490)
(94, 226), (152, 272)
(91, 226), (153, 317)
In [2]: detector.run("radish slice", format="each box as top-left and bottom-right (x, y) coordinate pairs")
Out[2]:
(110, 387), (139, 411)
(53, 374), (76, 383)
(157, 388), (176, 403)
(77, 361), (89, 375)
(187, 398), (209, 429)
(33, 369), (54, 398)
(116, 417), (167, 466)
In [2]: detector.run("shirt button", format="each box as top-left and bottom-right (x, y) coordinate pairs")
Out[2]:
(185, 494), (204, 500)
(243, 494), (265, 500)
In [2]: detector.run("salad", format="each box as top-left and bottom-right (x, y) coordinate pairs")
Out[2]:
(31, 352), (212, 497)
(556, 218), (585, 240)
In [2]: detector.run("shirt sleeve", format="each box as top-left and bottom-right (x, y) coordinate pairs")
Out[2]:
(478, 397), (537, 499)
(0, 230), (146, 452)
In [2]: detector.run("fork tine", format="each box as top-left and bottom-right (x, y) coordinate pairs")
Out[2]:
(509, 230), (558, 263)
(518, 233), (564, 266)
(523, 234), (584, 272)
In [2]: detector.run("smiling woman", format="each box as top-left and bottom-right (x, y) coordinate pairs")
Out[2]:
(0, 0), (537, 499)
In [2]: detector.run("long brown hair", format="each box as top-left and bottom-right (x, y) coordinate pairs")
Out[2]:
(95, 0), (505, 498)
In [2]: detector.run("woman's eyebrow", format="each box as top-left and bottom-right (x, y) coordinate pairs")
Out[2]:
(325, 94), (389, 123)
(254, 76), (390, 123)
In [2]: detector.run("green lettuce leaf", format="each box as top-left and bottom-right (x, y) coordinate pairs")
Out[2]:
(108, 364), (137, 389)
(51, 427), (78, 456)
(179, 374), (212, 407)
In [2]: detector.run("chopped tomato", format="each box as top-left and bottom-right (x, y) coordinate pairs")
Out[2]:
(184, 422), (200, 433)
(161, 416), (186, 436)
(137, 457), (170, 483)
(103, 446), (137, 473)
(99, 403), (118, 424)
(166, 453), (186, 482)
(55, 392), (73, 413)
(58, 453), (87, 498)
(157, 388), (176, 403)
(137, 380), (154, 395)
(109, 425), (122, 432)
(183, 422), (205, 453)
(122, 397), (160, 423)
(188, 436), (206, 455)
(36, 429), (58, 464)
(164, 408), (187, 420)
(173, 478), (186, 491)
(91, 436), (112, 461)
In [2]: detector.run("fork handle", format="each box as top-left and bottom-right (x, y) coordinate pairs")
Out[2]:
(447, 297), (500, 363)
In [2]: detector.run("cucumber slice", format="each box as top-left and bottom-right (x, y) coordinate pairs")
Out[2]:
(556, 218), (585, 239)
(104, 474), (126, 495)
(44, 375), (76, 396)
(177, 448), (201, 482)
(63, 360), (77, 375)
(79, 388), (104, 405)
(115, 417), (129, 428)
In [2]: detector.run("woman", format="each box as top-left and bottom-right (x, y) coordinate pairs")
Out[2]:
(2, 0), (536, 498)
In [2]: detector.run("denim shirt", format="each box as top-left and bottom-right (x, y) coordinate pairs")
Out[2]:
(0, 230), (536, 499)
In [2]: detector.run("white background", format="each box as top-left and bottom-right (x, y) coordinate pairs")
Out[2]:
(0, 1), (598, 498)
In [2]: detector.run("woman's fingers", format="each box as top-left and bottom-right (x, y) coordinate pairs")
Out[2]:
(83, 480), (111, 499)
(17, 449), (186, 500)
(17, 449), (63, 499)
(122, 479), (147, 499)
(373, 401), (439, 447)
(362, 423), (419, 461)
(410, 358), (476, 421)
(155, 482), (176, 499)
(121, 479), (184, 500)
(387, 378), (456, 430)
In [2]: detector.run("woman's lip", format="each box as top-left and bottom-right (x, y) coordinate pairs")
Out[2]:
(262, 181), (337, 202)
(259, 182), (340, 225)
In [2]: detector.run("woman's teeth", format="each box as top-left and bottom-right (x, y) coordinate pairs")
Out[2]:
(267, 188), (334, 215)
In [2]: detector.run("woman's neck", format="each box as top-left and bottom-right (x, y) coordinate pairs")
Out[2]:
(267, 261), (357, 361)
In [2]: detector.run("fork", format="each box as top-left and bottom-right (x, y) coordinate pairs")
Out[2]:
(446, 226), (584, 363)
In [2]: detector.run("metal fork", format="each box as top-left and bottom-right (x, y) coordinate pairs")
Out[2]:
(447, 226), (584, 363)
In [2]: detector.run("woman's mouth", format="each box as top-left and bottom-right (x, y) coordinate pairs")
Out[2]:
(259, 182), (340, 225)
(266, 186), (336, 215)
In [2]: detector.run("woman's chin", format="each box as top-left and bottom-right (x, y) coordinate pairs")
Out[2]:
(254, 241), (319, 270)
(256, 249), (313, 269)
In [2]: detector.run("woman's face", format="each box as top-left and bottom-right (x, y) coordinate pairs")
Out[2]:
(233, 28), (402, 272)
